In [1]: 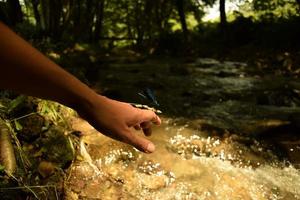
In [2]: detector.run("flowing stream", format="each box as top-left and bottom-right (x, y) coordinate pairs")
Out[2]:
(66, 58), (300, 199)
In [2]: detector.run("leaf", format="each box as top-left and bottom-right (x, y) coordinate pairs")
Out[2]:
(0, 102), (7, 114)
(0, 102), (5, 109)
(0, 164), (5, 172)
(8, 95), (26, 114)
(14, 120), (23, 131)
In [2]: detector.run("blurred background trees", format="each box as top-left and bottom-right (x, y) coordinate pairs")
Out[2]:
(0, 0), (299, 55)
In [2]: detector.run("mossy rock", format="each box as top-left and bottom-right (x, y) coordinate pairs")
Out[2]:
(35, 127), (75, 168)
(7, 96), (38, 118)
(15, 113), (46, 142)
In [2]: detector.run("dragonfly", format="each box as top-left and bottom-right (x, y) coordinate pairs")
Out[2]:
(131, 88), (162, 114)
(138, 88), (160, 107)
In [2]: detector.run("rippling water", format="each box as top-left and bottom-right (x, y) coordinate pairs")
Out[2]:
(66, 118), (300, 200)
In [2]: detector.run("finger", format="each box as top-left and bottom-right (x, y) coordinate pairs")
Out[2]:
(141, 121), (152, 136)
(138, 109), (161, 125)
(140, 121), (151, 129)
(124, 130), (155, 153)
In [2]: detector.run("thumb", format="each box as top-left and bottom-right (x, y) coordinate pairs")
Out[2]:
(127, 132), (156, 153)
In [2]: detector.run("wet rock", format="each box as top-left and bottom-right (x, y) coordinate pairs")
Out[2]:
(38, 161), (55, 178)
(138, 173), (167, 190)
(66, 161), (126, 199)
(136, 160), (175, 190)
(195, 58), (220, 67)
(86, 141), (139, 165)
(0, 120), (16, 175)
(66, 125), (177, 198)
(196, 100), (300, 135)
(193, 61), (246, 76)
(64, 190), (79, 200)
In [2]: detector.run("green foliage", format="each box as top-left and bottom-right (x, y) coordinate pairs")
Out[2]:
(0, 101), (6, 115)
(239, 0), (299, 21)
(7, 96), (26, 114)
(0, 164), (5, 172)
(253, 0), (291, 11)
(37, 100), (64, 125)
(37, 100), (76, 128)
(36, 127), (75, 168)
(14, 21), (39, 39)
(0, 0), (299, 54)
(13, 120), (23, 131)
(1, 0), (214, 45)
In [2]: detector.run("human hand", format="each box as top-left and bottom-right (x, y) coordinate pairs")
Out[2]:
(77, 95), (161, 153)
(0, 22), (161, 152)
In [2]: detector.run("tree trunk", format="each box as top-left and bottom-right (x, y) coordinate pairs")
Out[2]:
(175, 0), (188, 38)
(84, 0), (95, 41)
(219, 0), (227, 31)
(31, 0), (41, 30)
(40, 0), (50, 33)
(7, 0), (23, 25)
(49, 0), (63, 39)
(155, 1), (163, 35)
(73, 0), (82, 38)
(296, 0), (300, 9)
(144, 0), (153, 40)
(135, 1), (144, 46)
(94, 0), (105, 41)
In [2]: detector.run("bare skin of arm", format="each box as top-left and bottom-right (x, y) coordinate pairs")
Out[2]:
(0, 22), (161, 153)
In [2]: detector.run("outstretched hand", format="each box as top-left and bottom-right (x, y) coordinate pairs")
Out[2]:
(0, 22), (161, 153)
(77, 95), (161, 153)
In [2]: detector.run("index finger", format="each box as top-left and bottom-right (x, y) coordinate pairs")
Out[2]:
(139, 109), (161, 125)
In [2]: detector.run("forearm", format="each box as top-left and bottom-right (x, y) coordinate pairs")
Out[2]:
(0, 22), (98, 109)
(0, 22), (161, 153)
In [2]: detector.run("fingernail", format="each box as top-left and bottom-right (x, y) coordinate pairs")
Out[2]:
(146, 143), (155, 153)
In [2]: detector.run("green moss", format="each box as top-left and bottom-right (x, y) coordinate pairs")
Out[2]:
(36, 127), (75, 168)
